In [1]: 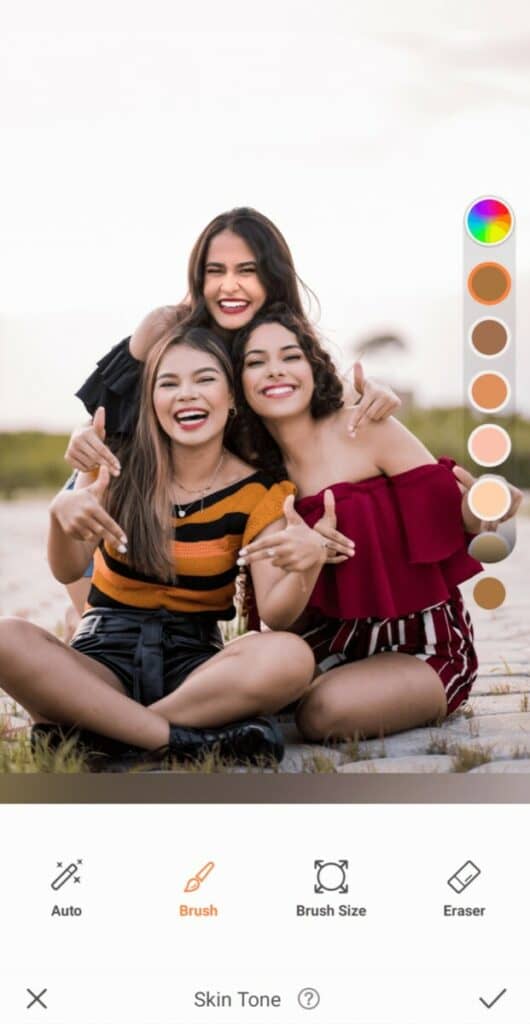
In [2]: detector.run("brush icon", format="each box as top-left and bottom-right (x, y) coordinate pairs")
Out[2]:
(183, 861), (215, 893)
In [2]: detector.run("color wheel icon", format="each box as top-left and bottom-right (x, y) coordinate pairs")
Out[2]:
(465, 197), (513, 246)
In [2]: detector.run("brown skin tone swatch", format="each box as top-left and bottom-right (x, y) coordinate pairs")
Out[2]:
(468, 263), (511, 304)
(470, 373), (508, 410)
(471, 319), (508, 356)
(473, 577), (506, 609)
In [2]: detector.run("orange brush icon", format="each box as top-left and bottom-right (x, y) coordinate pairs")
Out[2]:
(183, 861), (215, 893)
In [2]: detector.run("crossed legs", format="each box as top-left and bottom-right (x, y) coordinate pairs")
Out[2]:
(0, 618), (314, 750)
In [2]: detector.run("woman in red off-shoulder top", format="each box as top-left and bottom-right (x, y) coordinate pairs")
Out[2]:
(232, 305), (522, 742)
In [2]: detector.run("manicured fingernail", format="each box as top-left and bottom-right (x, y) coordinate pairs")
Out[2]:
(239, 547), (247, 556)
(118, 544), (127, 554)
(237, 558), (246, 567)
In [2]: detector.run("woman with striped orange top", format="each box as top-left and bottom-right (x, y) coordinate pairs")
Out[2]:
(0, 327), (341, 767)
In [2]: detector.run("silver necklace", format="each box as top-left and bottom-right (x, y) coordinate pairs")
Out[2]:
(173, 450), (225, 518)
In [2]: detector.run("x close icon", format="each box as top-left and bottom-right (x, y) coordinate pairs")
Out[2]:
(26, 988), (47, 1010)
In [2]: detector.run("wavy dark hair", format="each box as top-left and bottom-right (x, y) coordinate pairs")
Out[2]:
(120, 210), (322, 379)
(106, 326), (235, 582)
(231, 304), (344, 481)
(182, 207), (319, 332)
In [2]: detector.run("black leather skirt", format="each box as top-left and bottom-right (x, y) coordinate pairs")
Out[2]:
(70, 607), (223, 706)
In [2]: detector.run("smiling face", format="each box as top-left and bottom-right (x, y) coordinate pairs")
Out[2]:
(203, 229), (267, 331)
(241, 322), (314, 421)
(153, 342), (233, 447)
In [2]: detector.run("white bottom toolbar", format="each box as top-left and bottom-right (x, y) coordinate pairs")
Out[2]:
(2, 969), (525, 1023)
(0, 802), (528, 1023)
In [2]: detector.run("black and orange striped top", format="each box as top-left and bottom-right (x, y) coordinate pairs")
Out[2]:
(87, 472), (295, 619)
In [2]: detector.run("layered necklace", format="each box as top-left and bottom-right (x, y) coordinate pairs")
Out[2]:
(173, 449), (226, 518)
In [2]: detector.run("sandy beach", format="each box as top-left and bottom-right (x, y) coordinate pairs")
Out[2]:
(0, 498), (72, 634)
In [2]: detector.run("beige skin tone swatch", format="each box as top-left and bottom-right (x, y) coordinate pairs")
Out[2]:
(468, 425), (511, 467)
(468, 478), (511, 521)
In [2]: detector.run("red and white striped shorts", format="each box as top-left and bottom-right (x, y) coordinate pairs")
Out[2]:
(301, 589), (477, 715)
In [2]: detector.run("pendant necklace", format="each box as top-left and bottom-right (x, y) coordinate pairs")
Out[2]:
(173, 450), (225, 519)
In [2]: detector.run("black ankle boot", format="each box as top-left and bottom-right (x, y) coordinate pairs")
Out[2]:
(167, 716), (284, 765)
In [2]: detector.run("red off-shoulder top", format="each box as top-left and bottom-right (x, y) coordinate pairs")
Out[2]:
(295, 458), (482, 620)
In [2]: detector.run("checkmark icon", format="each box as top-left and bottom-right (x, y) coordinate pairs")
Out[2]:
(479, 988), (507, 1009)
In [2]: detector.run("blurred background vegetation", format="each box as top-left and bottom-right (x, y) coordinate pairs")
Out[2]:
(0, 432), (71, 497)
(1, 411), (529, 498)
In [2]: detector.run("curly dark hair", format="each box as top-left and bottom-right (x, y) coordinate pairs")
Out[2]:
(231, 304), (344, 480)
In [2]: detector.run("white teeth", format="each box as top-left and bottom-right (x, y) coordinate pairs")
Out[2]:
(264, 386), (295, 396)
(220, 301), (247, 309)
(176, 412), (207, 422)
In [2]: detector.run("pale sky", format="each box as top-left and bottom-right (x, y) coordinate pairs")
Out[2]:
(2, 2), (530, 428)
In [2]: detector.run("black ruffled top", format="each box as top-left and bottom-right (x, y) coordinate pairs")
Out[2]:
(75, 337), (142, 439)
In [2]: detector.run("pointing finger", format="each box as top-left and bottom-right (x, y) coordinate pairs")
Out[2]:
(93, 406), (106, 440)
(83, 437), (121, 475)
(323, 489), (336, 524)
(353, 361), (365, 397)
(89, 465), (111, 501)
(453, 464), (475, 491)
(348, 394), (374, 433)
(283, 493), (303, 525)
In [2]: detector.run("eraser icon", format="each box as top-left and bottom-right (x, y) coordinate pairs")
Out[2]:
(447, 860), (481, 893)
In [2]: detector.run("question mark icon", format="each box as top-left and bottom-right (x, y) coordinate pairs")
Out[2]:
(297, 987), (320, 1010)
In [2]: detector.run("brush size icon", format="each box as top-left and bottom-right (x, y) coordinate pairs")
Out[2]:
(447, 860), (481, 894)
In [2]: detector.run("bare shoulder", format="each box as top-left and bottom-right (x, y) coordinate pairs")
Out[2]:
(360, 417), (436, 475)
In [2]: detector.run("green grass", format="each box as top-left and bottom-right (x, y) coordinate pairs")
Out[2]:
(0, 432), (70, 497)
(0, 730), (90, 774)
(2, 408), (530, 496)
(451, 743), (493, 772)
(399, 407), (530, 488)
(0, 721), (284, 774)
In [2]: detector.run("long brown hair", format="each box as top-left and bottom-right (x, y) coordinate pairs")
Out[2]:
(106, 327), (234, 582)
(169, 208), (319, 337)
(138, 210), (320, 367)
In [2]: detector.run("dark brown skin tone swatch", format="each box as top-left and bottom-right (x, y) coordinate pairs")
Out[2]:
(471, 319), (508, 356)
